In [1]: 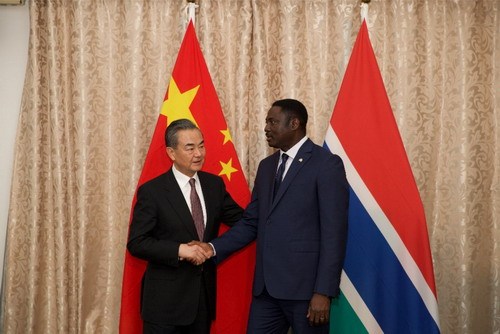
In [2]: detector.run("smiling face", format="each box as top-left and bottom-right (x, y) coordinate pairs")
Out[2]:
(264, 106), (299, 152)
(166, 128), (205, 177)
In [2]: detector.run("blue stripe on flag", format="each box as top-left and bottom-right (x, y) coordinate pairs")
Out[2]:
(343, 188), (440, 334)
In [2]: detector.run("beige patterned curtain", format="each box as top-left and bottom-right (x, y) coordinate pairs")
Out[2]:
(2, 0), (499, 333)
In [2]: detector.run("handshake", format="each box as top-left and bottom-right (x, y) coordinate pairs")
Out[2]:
(179, 241), (214, 265)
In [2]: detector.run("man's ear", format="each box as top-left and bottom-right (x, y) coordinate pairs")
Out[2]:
(166, 147), (175, 161)
(290, 117), (300, 130)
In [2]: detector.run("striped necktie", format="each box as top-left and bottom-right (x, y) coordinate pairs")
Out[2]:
(189, 178), (204, 240)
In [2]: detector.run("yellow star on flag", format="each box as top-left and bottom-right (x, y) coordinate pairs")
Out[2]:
(220, 128), (233, 145)
(161, 78), (200, 126)
(218, 158), (238, 181)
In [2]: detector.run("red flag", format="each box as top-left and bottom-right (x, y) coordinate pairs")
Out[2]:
(119, 21), (254, 334)
(326, 21), (439, 332)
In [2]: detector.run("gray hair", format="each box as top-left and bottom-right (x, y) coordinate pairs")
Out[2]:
(165, 119), (199, 148)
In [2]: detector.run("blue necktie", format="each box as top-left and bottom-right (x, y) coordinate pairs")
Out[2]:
(273, 153), (288, 199)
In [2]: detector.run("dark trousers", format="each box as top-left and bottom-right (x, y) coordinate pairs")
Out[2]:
(143, 284), (211, 334)
(247, 288), (329, 334)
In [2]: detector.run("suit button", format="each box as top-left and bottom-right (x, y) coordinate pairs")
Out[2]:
(267, 219), (271, 224)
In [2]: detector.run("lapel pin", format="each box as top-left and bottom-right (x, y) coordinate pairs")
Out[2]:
(299, 158), (303, 162)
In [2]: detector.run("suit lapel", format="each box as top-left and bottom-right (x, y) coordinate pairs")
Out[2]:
(271, 139), (314, 209)
(267, 151), (281, 207)
(163, 170), (199, 240)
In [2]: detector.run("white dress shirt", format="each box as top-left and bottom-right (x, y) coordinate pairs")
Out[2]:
(171, 165), (207, 226)
(277, 135), (308, 180)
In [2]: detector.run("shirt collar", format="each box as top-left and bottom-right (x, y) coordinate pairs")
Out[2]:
(172, 164), (199, 187)
(280, 136), (308, 160)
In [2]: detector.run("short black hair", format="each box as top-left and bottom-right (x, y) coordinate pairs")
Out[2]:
(165, 119), (199, 148)
(271, 99), (308, 129)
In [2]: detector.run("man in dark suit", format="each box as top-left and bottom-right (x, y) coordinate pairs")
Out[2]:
(203, 99), (349, 333)
(127, 119), (243, 334)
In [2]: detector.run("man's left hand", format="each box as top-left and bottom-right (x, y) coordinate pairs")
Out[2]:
(306, 293), (331, 326)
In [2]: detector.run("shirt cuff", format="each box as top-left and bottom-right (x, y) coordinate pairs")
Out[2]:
(208, 242), (216, 257)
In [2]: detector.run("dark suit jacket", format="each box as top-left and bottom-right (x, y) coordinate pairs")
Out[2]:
(127, 169), (243, 326)
(212, 139), (349, 300)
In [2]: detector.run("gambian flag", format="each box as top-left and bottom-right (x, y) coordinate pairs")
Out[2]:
(119, 21), (254, 334)
(325, 20), (440, 333)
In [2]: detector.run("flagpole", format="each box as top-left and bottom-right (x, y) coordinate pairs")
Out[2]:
(361, 0), (370, 22)
(186, 0), (198, 27)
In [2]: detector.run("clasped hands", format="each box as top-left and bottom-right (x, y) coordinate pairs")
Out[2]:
(178, 241), (214, 265)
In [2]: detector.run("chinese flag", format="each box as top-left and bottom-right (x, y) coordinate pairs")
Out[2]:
(119, 21), (254, 334)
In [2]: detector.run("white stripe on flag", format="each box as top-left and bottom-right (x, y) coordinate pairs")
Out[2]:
(325, 126), (440, 328)
(340, 270), (383, 333)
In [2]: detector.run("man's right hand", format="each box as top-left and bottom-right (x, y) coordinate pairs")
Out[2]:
(188, 241), (215, 258)
(178, 243), (212, 265)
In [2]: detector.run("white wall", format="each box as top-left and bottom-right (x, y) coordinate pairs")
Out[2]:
(0, 4), (30, 289)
